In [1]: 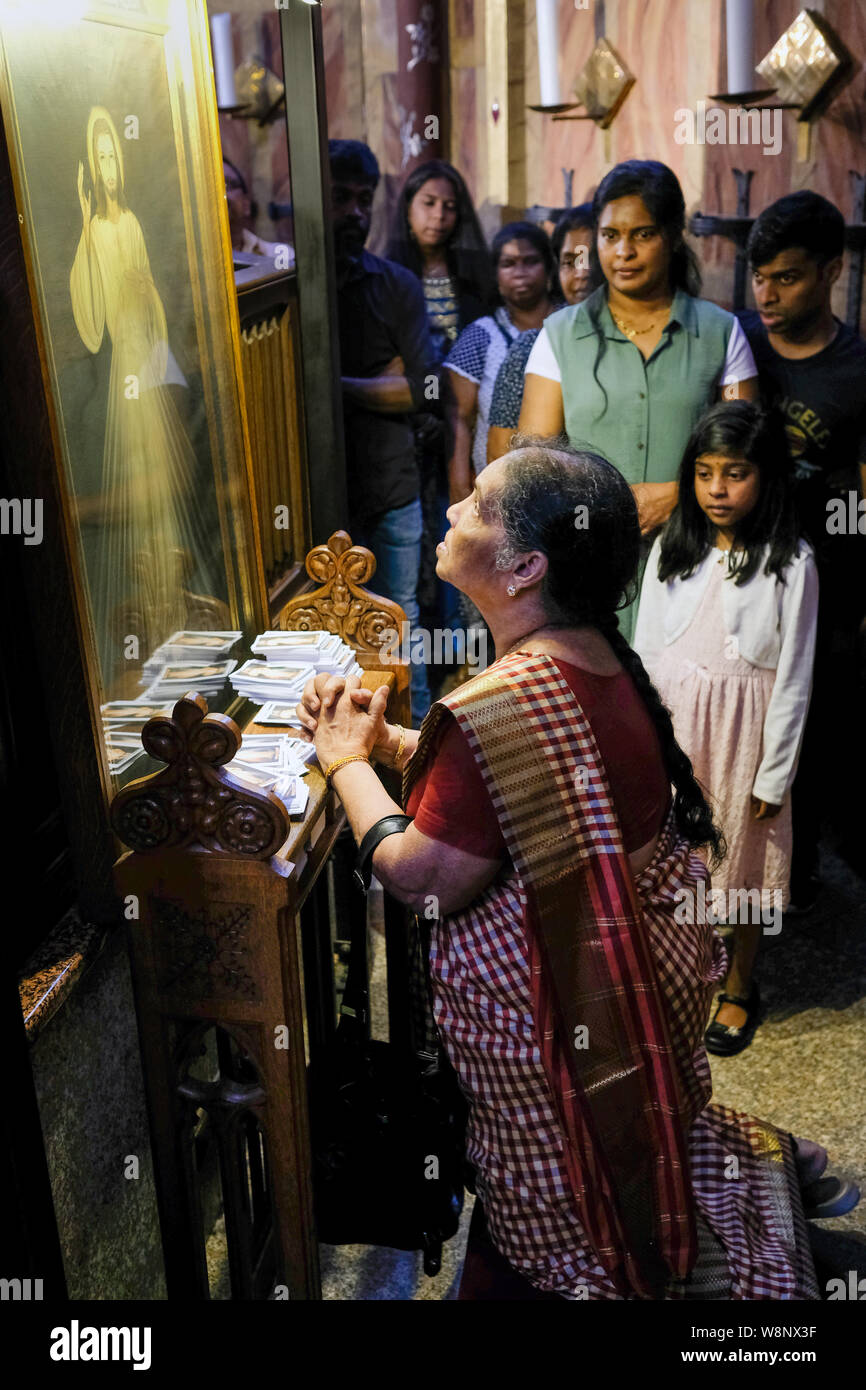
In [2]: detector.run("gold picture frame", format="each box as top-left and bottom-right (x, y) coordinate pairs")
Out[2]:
(0, 0), (266, 793)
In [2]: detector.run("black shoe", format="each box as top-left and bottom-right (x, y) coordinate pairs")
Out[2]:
(705, 984), (761, 1057)
(801, 1176), (861, 1220)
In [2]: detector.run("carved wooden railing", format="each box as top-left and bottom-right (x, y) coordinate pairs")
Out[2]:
(277, 531), (415, 1048)
(278, 529), (411, 729)
(111, 527), (415, 1299)
(112, 694), (325, 1299)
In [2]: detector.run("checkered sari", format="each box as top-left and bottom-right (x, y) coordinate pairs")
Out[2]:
(404, 653), (819, 1300)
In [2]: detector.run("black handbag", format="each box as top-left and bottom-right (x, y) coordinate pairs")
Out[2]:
(308, 904), (467, 1276)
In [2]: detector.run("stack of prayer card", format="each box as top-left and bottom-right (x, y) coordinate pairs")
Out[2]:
(141, 631), (241, 682)
(100, 698), (179, 776)
(142, 659), (238, 702)
(250, 629), (362, 677)
(230, 659), (313, 704)
(254, 701), (308, 729)
(230, 738), (310, 818)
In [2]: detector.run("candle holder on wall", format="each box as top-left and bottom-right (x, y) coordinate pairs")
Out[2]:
(707, 89), (786, 106)
(527, 101), (583, 115)
(551, 37), (635, 126)
(756, 8), (858, 159)
(756, 8), (855, 122)
(228, 56), (286, 125)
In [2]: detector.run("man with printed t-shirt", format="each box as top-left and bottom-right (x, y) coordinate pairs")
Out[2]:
(741, 192), (866, 904)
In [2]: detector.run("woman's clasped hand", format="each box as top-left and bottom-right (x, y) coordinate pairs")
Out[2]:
(295, 672), (390, 770)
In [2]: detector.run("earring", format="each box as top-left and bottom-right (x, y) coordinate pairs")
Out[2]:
(507, 584), (517, 597)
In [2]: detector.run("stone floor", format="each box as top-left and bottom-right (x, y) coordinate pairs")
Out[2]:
(206, 844), (865, 1299)
(319, 845), (866, 1300)
(707, 844), (866, 1290)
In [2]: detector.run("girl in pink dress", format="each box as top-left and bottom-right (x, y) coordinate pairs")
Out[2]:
(635, 401), (818, 1057)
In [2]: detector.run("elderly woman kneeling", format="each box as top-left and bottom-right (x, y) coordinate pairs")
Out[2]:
(297, 441), (822, 1301)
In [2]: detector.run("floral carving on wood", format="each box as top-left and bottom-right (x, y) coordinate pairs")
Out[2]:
(110, 694), (289, 858)
(153, 898), (258, 1001)
(279, 530), (406, 653)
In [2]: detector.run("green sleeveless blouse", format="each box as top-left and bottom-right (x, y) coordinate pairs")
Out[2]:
(543, 286), (735, 486)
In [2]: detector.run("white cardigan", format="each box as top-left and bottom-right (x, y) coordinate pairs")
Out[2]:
(634, 536), (819, 806)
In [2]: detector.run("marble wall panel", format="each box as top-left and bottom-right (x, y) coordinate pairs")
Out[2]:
(29, 929), (166, 1298)
(453, 0), (474, 42)
(397, 0), (445, 172)
(369, 70), (407, 252)
(362, 0), (400, 80)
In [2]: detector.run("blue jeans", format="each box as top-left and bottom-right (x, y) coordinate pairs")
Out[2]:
(352, 498), (430, 727)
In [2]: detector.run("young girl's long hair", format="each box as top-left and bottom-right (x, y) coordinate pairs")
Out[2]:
(658, 400), (800, 587)
(385, 159), (494, 308)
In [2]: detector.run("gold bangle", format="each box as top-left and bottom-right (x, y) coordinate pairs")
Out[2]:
(324, 753), (370, 786)
(393, 724), (407, 770)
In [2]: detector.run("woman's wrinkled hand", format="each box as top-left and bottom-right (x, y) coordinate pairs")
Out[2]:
(295, 673), (385, 741)
(750, 796), (782, 821)
(312, 675), (390, 771)
(295, 671), (341, 742)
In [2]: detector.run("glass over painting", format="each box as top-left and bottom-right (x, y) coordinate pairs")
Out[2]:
(0, 0), (264, 787)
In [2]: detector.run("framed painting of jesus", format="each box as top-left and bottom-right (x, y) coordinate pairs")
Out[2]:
(0, 0), (266, 792)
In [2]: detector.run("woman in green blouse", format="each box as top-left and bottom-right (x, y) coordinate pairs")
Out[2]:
(519, 161), (758, 641)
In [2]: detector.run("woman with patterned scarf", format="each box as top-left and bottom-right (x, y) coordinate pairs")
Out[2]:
(296, 440), (828, 1300)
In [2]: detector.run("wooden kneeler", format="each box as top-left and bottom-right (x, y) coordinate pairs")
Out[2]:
(111, 678), (391, 1300)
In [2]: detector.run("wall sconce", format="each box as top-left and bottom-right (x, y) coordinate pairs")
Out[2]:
(551, 38), (635, 127)
(211, 11), (286, 124)
(709, 0), (789, 106)
(756, 8), (858, 159)
(234, 57), (286, 124)
(756, 8), (856, 121)
(529, 0), (582, 114)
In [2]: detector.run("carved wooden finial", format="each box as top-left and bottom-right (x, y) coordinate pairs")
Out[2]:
(278, 530), (406, 653)
(110, 694), (290, 859)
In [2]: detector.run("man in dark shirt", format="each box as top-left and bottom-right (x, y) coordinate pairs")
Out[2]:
(328, 140), (438, 723)
(742, 192), (866, 900)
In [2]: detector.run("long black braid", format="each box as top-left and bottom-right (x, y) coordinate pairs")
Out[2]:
(494, 438), (726, 868)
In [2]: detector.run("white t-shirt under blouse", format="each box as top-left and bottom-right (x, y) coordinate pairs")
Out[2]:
(525, 313), (756, 386)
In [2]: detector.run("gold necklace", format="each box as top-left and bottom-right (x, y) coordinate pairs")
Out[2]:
(610, 308), (668, 340)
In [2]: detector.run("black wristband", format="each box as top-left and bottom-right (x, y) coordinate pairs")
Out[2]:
(353, 814), (412, 894)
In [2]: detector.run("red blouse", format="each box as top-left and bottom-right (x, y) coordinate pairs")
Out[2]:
(407, 660), (671, 858)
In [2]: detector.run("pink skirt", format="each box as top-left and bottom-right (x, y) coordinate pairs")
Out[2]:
(650, 564), (792, 915)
